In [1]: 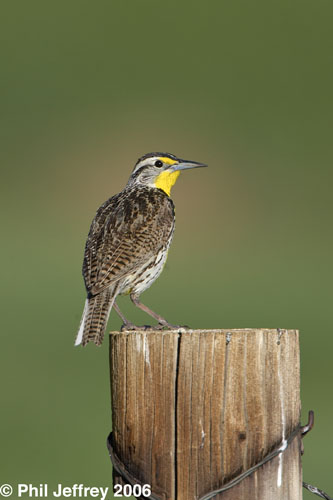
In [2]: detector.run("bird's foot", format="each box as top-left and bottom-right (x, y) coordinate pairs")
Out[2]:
(121, 322), (143, 332)
(120, 322), (154, 332)
(157, 321), (190, 331)
(120, 322), (190, 332)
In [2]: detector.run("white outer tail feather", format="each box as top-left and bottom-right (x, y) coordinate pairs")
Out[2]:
(75, 291), (117, 346)
(75, 299), (88, 346)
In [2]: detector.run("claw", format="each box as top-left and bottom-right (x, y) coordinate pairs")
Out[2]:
(121, 323), (156, 332)
(158, 322), (189, 330)
(121, 322), (141, 332)
(120, 322), (189, 332)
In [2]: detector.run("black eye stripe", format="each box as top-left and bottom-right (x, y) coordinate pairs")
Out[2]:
(131, 165), (146, 179)
(155, 160), (163, 168)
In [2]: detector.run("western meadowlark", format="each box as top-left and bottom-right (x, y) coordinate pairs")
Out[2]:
(75, 152), (207, 346)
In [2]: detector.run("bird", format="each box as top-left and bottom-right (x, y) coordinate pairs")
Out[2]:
(75, 152), (207, 346)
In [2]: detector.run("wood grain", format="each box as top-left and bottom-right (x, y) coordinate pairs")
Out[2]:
(109, 329), (301, 500)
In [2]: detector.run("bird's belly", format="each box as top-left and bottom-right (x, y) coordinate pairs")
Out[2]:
(120, 248), (169, 296)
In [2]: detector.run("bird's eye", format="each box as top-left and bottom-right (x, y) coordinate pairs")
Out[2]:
(154, 160), (163, 168)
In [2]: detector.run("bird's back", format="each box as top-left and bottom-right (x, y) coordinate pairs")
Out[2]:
(82, 185), (176, 298)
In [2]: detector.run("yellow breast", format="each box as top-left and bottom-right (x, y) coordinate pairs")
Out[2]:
(154, 170), (180, 196)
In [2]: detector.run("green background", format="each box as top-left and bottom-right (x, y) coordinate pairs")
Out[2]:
(1, 1), (332, 498)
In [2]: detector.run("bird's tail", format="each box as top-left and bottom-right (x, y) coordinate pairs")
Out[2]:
(75, 288), (116, 347)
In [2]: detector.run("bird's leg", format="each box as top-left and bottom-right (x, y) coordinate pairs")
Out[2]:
(130, 293), (179, 329)
(113, 301), (149, 331)
(113, 301), (131, 324)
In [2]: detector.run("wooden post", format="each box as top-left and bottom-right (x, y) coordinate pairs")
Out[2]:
(109, 329), (302, 500)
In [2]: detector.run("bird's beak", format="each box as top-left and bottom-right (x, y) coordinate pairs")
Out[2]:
(167, 159), (208, 172)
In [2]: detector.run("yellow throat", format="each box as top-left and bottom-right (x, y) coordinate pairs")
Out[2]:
(154, 170), (180, 197)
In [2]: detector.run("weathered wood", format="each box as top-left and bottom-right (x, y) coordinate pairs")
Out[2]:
(109, 329), (302, 500)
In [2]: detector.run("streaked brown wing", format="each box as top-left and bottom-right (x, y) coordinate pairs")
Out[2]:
(82, 188), (174, 296)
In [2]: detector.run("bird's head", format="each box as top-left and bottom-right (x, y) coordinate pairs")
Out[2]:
(128, 152), (207, 196)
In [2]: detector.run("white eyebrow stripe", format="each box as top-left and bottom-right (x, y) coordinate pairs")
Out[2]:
(132, 156), (160, 175)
